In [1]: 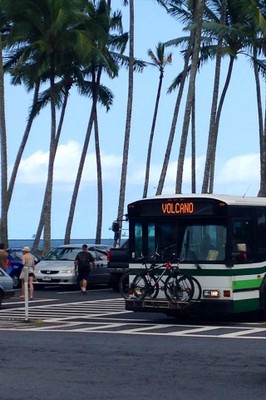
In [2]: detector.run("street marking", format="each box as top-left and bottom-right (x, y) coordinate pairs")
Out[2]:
(1, 297), (266, 339)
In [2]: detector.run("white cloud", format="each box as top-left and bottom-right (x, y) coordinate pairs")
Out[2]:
(12, 140), (123, 185)
(13, 150), (49, 184)
(11, 140), (261, 199)
(217, 153), (260, 184)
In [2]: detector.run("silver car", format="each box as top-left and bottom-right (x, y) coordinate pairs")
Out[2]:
(34, 244), (110, 288)
(0, 268), (15, 308)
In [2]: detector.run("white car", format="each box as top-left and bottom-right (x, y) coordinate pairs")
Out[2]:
(34, 244), (110, 288)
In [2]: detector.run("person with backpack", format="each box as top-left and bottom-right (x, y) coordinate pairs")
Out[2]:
(75, 244), (95, 293)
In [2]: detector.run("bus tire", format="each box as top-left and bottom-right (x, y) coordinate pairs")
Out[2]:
(110, 273), (121, 292)
(259, 276), (266, 313)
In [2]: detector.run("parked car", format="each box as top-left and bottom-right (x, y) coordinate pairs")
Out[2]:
(5, 248), (41, 289)
(0, 268), (15, 307)
(34, 244), (110, 288)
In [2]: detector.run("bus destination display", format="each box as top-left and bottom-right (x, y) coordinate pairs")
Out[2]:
(128, 199), (224, 217)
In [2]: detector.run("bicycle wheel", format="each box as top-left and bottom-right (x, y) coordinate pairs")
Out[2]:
(190, 276), (202, 301)
(119, 271), (147, 300)
(131, 274), (148, 300)
(119, 270), (134, 299)
(164, 273), (194, 303)
(143, 274), (160, 299)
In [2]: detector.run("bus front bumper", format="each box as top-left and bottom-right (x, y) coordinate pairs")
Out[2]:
(125, 298), (235, 315)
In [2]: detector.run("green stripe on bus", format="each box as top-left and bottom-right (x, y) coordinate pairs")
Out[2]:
(233, 278), (263, 291)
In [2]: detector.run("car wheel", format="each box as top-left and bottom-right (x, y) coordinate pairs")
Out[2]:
(110, 273), (121, 292)
(11, 273), (21, 289)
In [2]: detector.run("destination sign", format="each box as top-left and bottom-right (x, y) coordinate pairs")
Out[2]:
(162, 202), (194, 215)
(127, 198), (226, 217)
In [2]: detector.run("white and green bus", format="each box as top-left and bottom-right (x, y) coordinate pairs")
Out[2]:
(124, 194), (266, 315)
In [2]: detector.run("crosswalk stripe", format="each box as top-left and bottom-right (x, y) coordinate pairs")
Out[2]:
(2, 297), (266, 339)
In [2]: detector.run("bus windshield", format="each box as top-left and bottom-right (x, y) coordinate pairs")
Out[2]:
(132, 219), (226, 263)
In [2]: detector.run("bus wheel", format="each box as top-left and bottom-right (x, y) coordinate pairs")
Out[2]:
(259, 277), (266, 317)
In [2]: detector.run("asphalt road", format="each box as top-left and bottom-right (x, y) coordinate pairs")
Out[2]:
(1, 286), (266, 400)
(1, 328), (266, 400)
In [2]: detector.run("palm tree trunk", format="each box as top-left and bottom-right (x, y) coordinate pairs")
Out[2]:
(116, 0), (134, 246)
(0, 36), (8, 244)
(94, 110), (103, 243)
(32, 90), (69, 254)
(191, 94), (196, 193)
(260, 100), (266, 196)
(7, 81), (40, 208)
(155, 45), (192, 195)
(64, 104), (96, 244)
(64, 67), (103, 244)
(253, 48), (266, 196)
(202, 0), (227, 194)
(143, 68), (163, 198)
(175, 0), (204, 194)
(42, 69), (57, 255)
(208, 56), (235, 193)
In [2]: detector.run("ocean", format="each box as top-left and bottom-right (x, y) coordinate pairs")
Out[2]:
(8, 238), (115, 250)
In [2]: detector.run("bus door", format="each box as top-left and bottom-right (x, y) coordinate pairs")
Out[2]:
(231, 219), (254, 264)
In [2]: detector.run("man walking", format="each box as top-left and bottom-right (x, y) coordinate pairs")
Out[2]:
(0, 243), (8, 271)
(75, 244), (95, 293)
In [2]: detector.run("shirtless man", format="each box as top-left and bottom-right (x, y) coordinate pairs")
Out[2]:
(0, 243), (8, 271)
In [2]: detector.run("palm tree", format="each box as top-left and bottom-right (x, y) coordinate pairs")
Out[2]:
(115, 0), (135, 246)
(0, 2), (13, 244)
(201, 0), (259, 193)
(94, 109), (103, 243)
(250, 1), (266, 196)
(0, 34), (8, 244)
(64, 0), (130, 244)
(201, 0), (227, 193)
(156, 0), (197, 195)
(143, 42), (172, 198)
(1, 0), (95, 253)
(175, 0), (205, 193)
(63, 70), (113, 244)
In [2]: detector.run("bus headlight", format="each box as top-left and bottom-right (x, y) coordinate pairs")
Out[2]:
(203, 289), (220, 298)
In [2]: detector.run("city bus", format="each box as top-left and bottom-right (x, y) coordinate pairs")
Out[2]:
(124, 194), (266, 316)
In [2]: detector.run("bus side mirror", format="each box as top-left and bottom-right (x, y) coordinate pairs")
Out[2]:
(112, 221), (120, 233)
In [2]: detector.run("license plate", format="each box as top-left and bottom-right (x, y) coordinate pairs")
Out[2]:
(42, 276), (52, 281)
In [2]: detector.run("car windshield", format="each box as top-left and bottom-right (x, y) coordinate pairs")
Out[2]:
(9, 251), (23, 261)
(43, 247), (99, 261)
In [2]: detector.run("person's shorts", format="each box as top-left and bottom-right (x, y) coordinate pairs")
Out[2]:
(78, 268), (90, 280)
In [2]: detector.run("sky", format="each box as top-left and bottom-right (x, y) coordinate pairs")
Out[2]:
(3, 0), (263, 240)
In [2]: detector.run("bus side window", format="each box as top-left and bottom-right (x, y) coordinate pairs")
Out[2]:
(232, 220), (254, 263)
(257, 211), (266, 260)
(134, 223), (143, 259)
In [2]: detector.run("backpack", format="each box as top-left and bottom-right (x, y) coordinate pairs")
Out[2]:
(77, 251), (92, 268)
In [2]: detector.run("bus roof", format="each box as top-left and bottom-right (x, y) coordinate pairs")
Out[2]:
(130, 194), (266, 207)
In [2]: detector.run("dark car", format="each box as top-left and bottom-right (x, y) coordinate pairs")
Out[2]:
(5, 248), (40, 289)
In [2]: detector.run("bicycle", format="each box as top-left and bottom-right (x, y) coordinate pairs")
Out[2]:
(119, 257), (196, 303)
(119, 256), (160, 300)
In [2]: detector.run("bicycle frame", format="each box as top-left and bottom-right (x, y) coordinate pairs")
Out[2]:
(144, 261), (172, 289)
